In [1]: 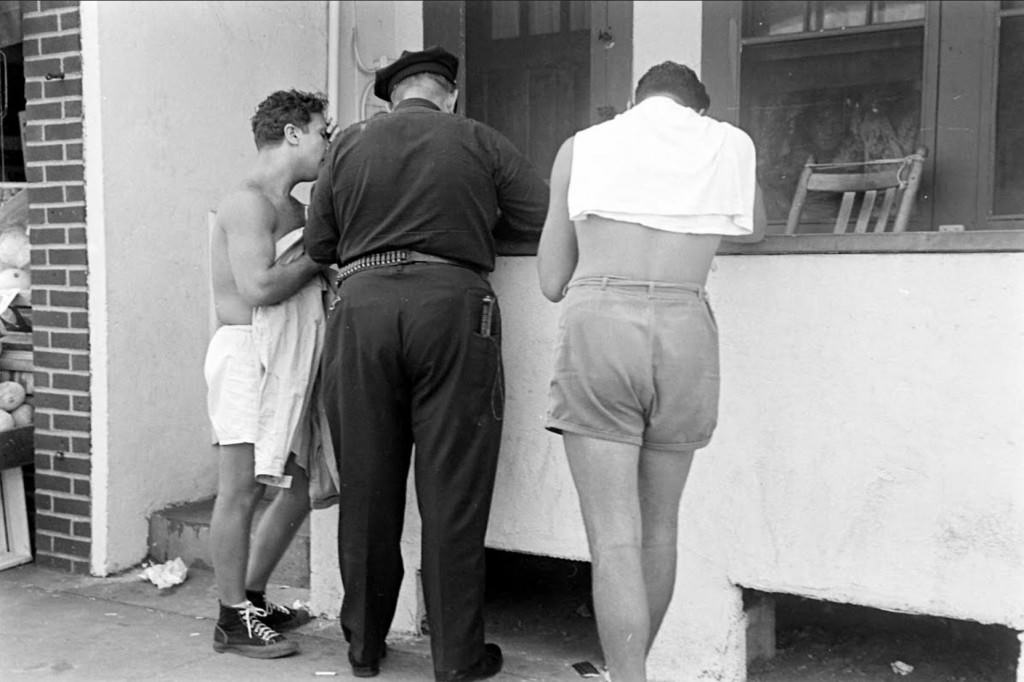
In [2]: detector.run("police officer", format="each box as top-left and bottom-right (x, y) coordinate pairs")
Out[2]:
(305, 46), (548, 681)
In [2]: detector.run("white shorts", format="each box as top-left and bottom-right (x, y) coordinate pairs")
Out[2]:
(204, 325), (260, 445)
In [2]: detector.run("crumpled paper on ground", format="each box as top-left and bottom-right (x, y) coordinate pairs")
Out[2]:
(890, 660), (915, 676)
(139, 557), (188, 589)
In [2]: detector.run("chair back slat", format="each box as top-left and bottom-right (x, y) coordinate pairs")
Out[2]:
(786, 147), (928, 235)
(891, 150), (926, 232)
(806, 167), (902, 192)
(854, 190), (877, 233)
(784, 159), (816, 235)
(873, 188), (898, 232)
(834, 192), (856, 233)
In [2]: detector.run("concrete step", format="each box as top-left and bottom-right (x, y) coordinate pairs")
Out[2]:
(148, 495), (310, 588)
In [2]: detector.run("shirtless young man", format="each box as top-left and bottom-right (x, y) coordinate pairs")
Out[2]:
(537, 63), (765, 682)
(205, 89), (330, 658)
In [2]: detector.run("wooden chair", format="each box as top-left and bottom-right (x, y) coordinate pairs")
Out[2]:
(785, 146), (928, 235)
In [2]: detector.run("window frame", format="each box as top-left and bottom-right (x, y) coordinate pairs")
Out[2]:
(703, 0), (1024, 255)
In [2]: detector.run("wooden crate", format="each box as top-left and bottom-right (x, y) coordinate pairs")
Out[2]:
(0, 180), (34, 570)
(0, 345), (33, 570)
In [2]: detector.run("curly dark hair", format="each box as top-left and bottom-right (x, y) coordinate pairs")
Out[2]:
(634, 62), (710, 112)
(251, 89), (329, 149)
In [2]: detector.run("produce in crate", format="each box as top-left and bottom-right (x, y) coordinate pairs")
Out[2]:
(0, 188), (31, 433)
(0, 188), (30, 328)
(11, 402), (32, 427)
(0, 188), (29, 280)
(0, 379), (30, 432)
(0, 226), (29, 269)
(0, 380), (26, 411)
(0, 267), (29, 297)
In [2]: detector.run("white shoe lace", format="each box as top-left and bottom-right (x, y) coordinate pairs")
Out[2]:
(239, 603), (281, 642)
(264, 599), (291, 616)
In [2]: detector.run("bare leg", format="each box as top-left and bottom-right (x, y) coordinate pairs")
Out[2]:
(246, 455), (311, 592)
(564, 434), (647, 682)
(210, 443), (264, 605)
(638, 447), (693, 653)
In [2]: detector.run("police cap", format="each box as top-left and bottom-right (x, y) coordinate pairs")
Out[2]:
(373, 45), (459, 102)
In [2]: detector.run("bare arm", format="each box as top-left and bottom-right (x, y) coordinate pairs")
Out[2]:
(487, 126), (550, 241)
(537, 137), (577, 302)
(218, 190), (321, 307)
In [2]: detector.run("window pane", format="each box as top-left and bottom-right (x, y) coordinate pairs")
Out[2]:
(994, 14), (1024, 216)
(741, 28), (924, 226)
(745, 1), (807, 38)
(492, 1), (519, 40)
(818, 2), (870, 31)
(872, 1), (926, 23)
(1002, 1), (1024, 10)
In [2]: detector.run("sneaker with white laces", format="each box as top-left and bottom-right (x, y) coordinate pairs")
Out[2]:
(245, 590), (312, 632)
(212, 601), (299, 659)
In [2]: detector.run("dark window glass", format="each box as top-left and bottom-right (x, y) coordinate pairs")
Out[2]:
(741, 28), (924, 225)
(746, 1), (808, 37)
(745, 1), (924, 37)
(994, 13), (1024, 216)
(871, 1), (925, 24)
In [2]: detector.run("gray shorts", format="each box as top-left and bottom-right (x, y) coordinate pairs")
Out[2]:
(545, 276), (720, 451)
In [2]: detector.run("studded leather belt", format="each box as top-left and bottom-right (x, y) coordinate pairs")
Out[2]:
(334, 249), (475, 286)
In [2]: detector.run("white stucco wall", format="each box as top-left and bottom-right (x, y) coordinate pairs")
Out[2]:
(649, 253), (1024, 680)
(330, 0), (423, 128)
(487, 251), (1024, 681)
(84, 1), (328, 573)
(486, 263), (589, 559)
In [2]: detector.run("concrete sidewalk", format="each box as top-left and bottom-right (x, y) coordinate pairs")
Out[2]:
(0, 563), (601, 681)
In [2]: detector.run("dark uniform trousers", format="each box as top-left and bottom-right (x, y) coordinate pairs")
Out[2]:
(321, 262), (504, 674)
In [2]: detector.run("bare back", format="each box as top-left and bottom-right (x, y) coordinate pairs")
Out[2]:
(537, 136), (751, 301)
(211, 185), (307, 326)
(572, 215), (721, 285)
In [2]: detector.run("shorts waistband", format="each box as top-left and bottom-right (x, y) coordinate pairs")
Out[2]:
(566, 276), (707, 299)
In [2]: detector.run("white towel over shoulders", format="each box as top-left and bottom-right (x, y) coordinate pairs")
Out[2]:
(567, 96), (756, 236)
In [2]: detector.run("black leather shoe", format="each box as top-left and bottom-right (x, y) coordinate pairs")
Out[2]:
(348, 644), (387, 678)
(434, 643), (503, 681)
(349, 650), (380, 678)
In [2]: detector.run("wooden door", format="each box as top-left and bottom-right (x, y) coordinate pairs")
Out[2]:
(425, 1), (633, 253)
(465, 1), (591, 181)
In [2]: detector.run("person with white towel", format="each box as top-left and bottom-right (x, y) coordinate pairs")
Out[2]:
(537, 61), (765, 682)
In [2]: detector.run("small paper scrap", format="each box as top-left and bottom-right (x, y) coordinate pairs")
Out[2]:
(890, 660), (914, 676)
(139, 557), (189, 589)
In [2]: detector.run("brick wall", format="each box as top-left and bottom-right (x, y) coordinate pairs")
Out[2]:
(20, 0), (90, 574)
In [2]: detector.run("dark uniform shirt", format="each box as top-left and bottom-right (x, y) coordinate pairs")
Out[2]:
(306, 98), (549, 272)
